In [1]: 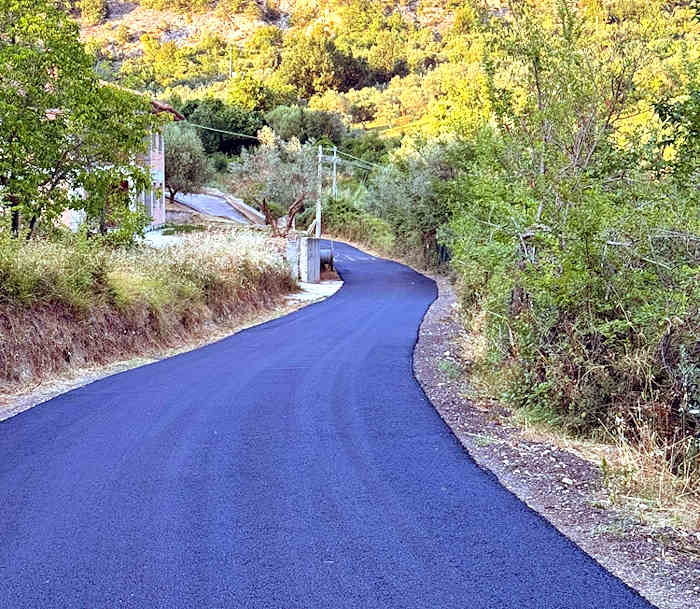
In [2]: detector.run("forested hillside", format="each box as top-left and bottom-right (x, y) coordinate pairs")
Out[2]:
(9, 0), (700, 496)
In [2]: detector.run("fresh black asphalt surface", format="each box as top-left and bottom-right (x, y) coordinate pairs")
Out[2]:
(1, 242), (656, 608)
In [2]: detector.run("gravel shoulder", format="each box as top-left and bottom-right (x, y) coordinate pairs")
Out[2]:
(413, 276), (700, 609)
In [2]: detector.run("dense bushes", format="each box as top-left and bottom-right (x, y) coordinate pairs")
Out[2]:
(79, 0), (107, 25)
(322, 197), (395, 255)
(264, 106), (346, 145)
(180, 98), (265, 154)
(445, 137), (699, 444)
(439, 1), (700, 479)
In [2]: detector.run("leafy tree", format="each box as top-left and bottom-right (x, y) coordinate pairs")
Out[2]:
(224, 75), (295, 112)
(180, 98), (265, 154)
(229, 128), (319, 236)
(276, 27), (347, 98)
(0, 0), (160, 238)
(240, 25), (284, 75)
(264, 105), (347, 144)
(164, 124), (212, 201)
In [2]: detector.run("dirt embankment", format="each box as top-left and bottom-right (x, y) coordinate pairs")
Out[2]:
(0, 230), (295, 401)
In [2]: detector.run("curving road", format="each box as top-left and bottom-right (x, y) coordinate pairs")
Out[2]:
(174, 193), (250, 223)
(0, 242), (655, 608)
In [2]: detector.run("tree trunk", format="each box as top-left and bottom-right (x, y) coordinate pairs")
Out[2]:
(11, 208), (20, 237)
(260, 199), (280, 237)
(26, 215), (37, 240)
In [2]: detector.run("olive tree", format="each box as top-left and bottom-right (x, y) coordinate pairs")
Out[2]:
(229, 127), (319, 236)
(163, 124), (212, 202)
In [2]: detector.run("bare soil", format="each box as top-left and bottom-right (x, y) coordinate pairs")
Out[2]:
(413, 276), (700, 609)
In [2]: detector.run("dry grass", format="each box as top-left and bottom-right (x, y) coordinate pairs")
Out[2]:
(0, 228), (295, 392)
(456, 305), (700, 534)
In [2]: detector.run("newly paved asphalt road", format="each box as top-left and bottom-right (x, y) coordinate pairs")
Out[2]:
(1, 242), (656, 608)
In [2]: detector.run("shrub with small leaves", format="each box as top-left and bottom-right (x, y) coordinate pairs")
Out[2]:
(79, 0), (107, 25)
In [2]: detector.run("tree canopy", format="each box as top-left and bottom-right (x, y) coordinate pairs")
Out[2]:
(0, 0), (162, 236)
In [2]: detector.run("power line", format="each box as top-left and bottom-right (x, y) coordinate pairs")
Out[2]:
(185, 121), (261, 141)
(185, 122), (382, 172)
(333, 148), (383, 170)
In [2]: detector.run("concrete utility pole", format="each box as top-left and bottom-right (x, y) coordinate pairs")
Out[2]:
(332, 146), (338, 199)
(316, 144), (323, 238)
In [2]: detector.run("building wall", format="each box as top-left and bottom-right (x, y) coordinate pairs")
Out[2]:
(60, 208), (86, 232)
(140, 132), (166, 230)
(133, 131), (166, 231)
(57, 129), (167, 233)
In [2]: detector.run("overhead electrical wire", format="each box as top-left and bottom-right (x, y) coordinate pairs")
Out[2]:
(185, 122), (383, 172)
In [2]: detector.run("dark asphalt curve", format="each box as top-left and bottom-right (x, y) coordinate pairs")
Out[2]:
(1, 242), (655, 609)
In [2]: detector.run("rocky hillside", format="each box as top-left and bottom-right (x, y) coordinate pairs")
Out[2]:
(80, 0), (457, 58)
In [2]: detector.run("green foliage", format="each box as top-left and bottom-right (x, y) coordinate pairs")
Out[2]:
(229, 128), (320, 233)
(341, 132), (400, 164)
(275, 26), (350, 98)
(210, 152), (231, 173)
(0, 0), (160, 238)
(161, 223), (207, 235)
(655, 68), (700, 182)
(264, 105), (347, 144)
(322, 195), (395, 255)
(180, 97), (265, 154)
(240, 25), (284, 75)
(79, 0), (107, 25)
(164, 124), (213, 200)
(119, 33), (229, 90)
(443, 1), (700, 453)
(116, 25), (131, 44)
(224, 75), (296, 112)
(140, 0), (209, 11)
(365, 137), (459, 266)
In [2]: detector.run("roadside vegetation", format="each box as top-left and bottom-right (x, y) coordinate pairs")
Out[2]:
(221, 1), (699, 505)
(0, 228), (293, 391)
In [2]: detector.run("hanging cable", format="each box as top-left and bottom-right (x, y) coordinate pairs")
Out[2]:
(184, 121), (261, 141)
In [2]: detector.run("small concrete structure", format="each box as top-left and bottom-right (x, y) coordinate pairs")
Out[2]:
(299, 237), (321, 284)
(286, 236), (300, 280)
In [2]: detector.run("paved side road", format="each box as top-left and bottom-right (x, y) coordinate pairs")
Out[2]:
(0, 242), (656, 608)
(174, 193), (250, 223)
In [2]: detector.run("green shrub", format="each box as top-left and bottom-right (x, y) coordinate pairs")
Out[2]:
(265, 105), (347, 145)
(79, 0), (107, 25)
(444, 139), (700, 456)
(322, 196), (395, 255)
